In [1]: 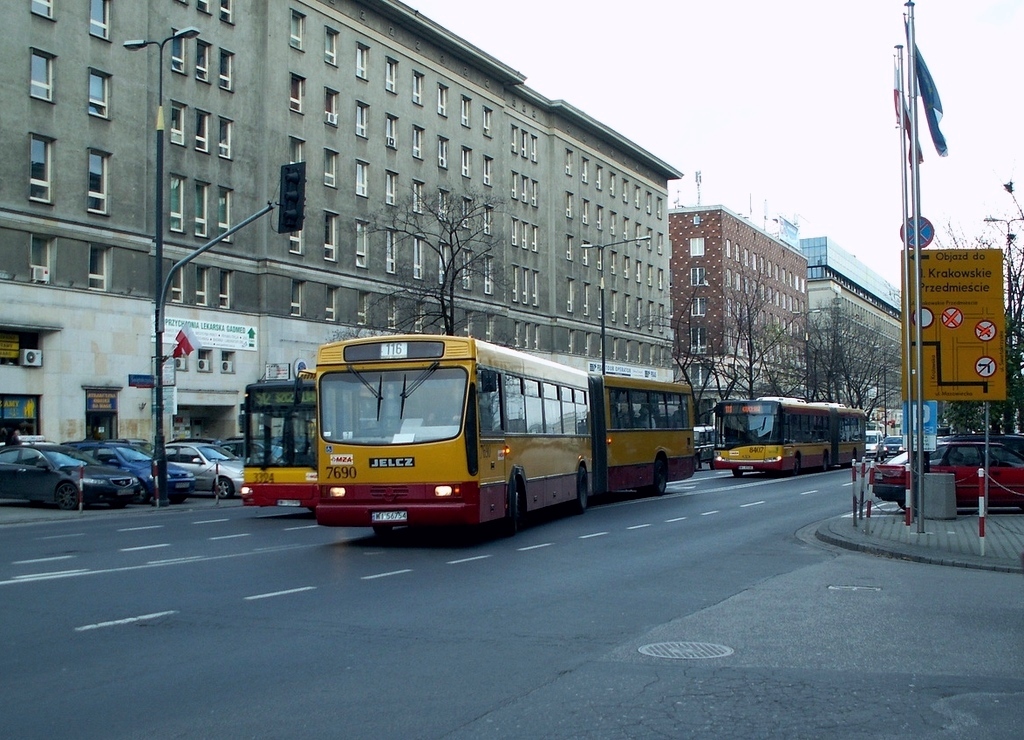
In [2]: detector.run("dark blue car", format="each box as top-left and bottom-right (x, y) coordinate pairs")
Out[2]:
(65, 441), (194, 504)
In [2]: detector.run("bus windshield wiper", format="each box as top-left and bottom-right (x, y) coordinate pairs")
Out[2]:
(348, 366), (384, 420)
(400, 362), (439, 416)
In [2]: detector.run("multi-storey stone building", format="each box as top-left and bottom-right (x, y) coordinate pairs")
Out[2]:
(1, 0), (681, 441)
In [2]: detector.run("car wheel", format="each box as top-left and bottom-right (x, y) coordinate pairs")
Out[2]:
(216, 477), (235, 498)
(55, 482), (80, 511)
(574, 467), (588, 514)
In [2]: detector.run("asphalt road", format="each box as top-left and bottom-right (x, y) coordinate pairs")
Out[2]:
(2, 469), (1022, 739)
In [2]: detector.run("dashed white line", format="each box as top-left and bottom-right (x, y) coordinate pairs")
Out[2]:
(209, 533), (250, 541)
(117, 525), (163, 532)
(12, 555), (76, 565)
(700, 510), (720, 516)
(627, 523), (652, 530)
(284, 524), (319, 531)
(244, 586), (316, 600)
(579, 531), (608, 539)
(361, 569), (412, 580)
(740, 500), (765, 508)
(517, 543), (552, 551)
(14, 569), (90, 581)
(194, 518), (230, 525)
(665, 516), (687, 523)
(800, 489), (819, 496)
(75, 611), (177, 632)
(37, 533), (85, 540)
(120, 544), (171, 552)
(447, 555), (492, 565)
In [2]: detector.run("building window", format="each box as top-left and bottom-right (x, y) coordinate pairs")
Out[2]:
(195, 266), (209, 306)
(436, 83), (448, 116)
(195, 110), (209, 152)
(482, 106), (492, 138)
(355, 44), (368, 80)
(217, 187), (231, 235)
(326, 287), (338, 322)
(482, 156), (493, 187)
(170, 35), (186, 74)
(290, 10), (305, 50)
(460, 95), (471, 127)
(30, 235), (51, 275)
(86, 150), (108, 214)
(197, 0), (210, 13)
(483, 256), (493, 295)
(290, 280), (303, 316)
(220, 351), (235, 374)
(30, 50), (54, 101)
(88, 245), (108, 291)
(89, 0), (110, 39)
(356, 292), (368, 325)
(385, 114), (397, 148)
(437, 137), (448, 169)
(483, 205), (492, 235)
(385, 230), (396, 274)
(219, 50), (234, 90)
(689, 237), (705, 257)
(385, 171), (397, 205)
(355, 220), (368, 268)
(218, 118), (232, 159)
(412, 181), (423, 213)
(355, 161), (368, 197)
(324, 88), (339, 126)
(194, 182), (209, 237)
(412, 237), (423, 279)
(324, 149), (338, 188)
(88, 70), (109, 118)
(169, 175), (185, 232)
(690, 326), (707, 354)
(290, 74), (305, 113)
(355, 102), (368, 137)
(170, 270), (184, 303)
(565, 192), (573, 219)
(29, 134), (52, 202)
(289, 228), (302, 255)
(692, 297), (707, 317)
(411, 126), (423, 159)
(169, 102), (186, 145)
(385, 57), (397, 92)
(195, 41), (211, 82)
(566, 278), (575, 314)
(690, 267), (706, 286)
(324, 27), (338, 65)
(323, 211), (338, 261)
(412, 71), (423, 105)
(32, 0), (53, 19)
(460, 147), (471, 178)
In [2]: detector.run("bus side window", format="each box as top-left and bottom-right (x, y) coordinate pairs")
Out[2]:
(504, 375), (526, 433)
(477, 373), (502, 436)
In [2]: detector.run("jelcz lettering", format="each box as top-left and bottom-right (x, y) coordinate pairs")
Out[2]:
(369, 457), (415, 468)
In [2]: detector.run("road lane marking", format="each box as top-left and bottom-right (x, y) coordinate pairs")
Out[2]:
(244, 586), (316, 600)
(447, 555), (492, 564)
(194, 518), (230, 524)
(75, 611), (177, 632)
(579, 532), (608, 539)
(627, 524), (652, 530)
(36, 533), (85, 540)
(14, 569), (90, 581)
(284, 524), (319, 531)
(148, 556), (205, 565)
(517, 543), (552, 551)
(665, 516), (687, 523)
(117, 525), (163, 532)
(800, 490), (818, 496)
(740, 501), (765, 508)
(361, 569), (412, 580)
(209, 533), (250, 541)
(12, 555), (76, 565)
(700, 510), (720, 516)
(120, 544), (171, 552)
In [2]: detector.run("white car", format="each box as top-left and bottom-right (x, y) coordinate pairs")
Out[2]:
(165, 443), (244, 498)
(865, 431), (881, 459)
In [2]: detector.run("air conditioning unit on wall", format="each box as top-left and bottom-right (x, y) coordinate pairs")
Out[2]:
(197, 358), (211, 372)
(31, 266), (51, 283)
(20, 349), (43, 367)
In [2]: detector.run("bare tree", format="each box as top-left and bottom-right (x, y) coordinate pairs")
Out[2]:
(367, 189), (504, 336)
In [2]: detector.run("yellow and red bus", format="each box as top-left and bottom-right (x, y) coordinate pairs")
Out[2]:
(239, 378), (318, 510)
(314, 335), (694, 534)
(713, 397), (867, 476)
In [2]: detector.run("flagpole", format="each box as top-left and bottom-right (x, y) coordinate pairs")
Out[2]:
(896, 44), (915, 523)
(906, 0), (927, 531)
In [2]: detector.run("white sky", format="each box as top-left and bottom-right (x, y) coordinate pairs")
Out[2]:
(407, 0), (1024, 286)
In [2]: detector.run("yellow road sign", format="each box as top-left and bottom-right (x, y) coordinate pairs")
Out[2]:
(903, 249), (1006, 401)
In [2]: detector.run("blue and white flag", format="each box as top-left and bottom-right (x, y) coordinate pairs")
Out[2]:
(914, 44), (948, 157)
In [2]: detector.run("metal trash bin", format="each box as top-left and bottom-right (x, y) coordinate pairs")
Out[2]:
(922, 472), (956, 520)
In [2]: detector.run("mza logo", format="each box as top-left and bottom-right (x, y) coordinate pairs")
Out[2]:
(369, 457), (415, 468)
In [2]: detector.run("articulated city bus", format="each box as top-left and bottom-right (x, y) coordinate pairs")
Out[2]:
(239, 378), (318, 510)
(713, 397), (866, 476)
(315, 335), (695, 534)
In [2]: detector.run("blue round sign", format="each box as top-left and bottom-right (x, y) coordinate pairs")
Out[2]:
(901, 216), (934, 248)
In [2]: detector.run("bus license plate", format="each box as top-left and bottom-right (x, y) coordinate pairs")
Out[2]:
(371, 510), (408, 523)
(738, 465), (754, 471)
(276, 499), (301, 507)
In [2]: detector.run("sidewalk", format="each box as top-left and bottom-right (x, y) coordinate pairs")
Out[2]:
(0, 496), (244, 526)
(816, 503), (1024, 573)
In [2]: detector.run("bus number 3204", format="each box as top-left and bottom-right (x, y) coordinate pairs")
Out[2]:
(325, 465), (358, 480)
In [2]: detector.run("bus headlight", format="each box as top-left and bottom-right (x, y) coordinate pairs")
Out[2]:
(241, 485), (253, 496)
(434, 485), (454, 497)
(327, 486), (347, 498)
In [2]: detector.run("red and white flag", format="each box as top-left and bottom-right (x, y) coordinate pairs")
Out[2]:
(172, 324), (201, 358)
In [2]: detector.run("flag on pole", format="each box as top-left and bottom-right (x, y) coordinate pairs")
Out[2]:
(172, 324), (201, 358)
(894, 62), (923, 164)
(913, 43), (948, 156)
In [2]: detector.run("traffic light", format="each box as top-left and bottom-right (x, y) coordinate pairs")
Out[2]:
(277, 162), (306, 233)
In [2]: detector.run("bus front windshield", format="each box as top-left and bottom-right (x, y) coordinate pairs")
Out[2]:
(320, 366), (467, 445)
(246, 388), (317, 468)
(718, 409), (782, 448)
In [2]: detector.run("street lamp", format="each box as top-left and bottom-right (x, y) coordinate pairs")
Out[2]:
(580, 235), (651, 374)
(125, 26), (201, 506)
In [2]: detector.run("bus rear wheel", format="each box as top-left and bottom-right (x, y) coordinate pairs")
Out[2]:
(647, 458), (668, 496)
(574, 468), (588, 514)
(790, 455), (802, 476)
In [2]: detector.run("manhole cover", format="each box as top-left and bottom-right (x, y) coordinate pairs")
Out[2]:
(638, 641), (734, 660)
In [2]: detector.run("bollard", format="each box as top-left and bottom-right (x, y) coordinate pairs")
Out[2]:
(78, 464), (85, 513)
(978, 467), (986, 557)
(214, 461), (221, 503)
(152, 459), (160, 508)
(904, 463), (912, 527)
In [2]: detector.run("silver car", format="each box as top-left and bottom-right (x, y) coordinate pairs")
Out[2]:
(165, 443), (244, 498)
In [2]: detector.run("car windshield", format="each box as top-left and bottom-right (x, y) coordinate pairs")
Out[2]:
(116, 446), (152, 462)
(41, 447), (100, 468)
(884, 437), (903, 445)
(883, 451), (910, 466)
(196, 445), (238, 462)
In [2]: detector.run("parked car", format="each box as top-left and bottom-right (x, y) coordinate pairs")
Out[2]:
(0, 443), (139, 510)
(876, 436), (906, 461)
(165, 442), (244, 498)
(65, 441), (194, 504)
(938, 434), (1024, 458)
(871, 441), (1024, 508)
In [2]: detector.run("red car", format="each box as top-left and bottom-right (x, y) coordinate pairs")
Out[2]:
(871, 442), (1024, 509)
